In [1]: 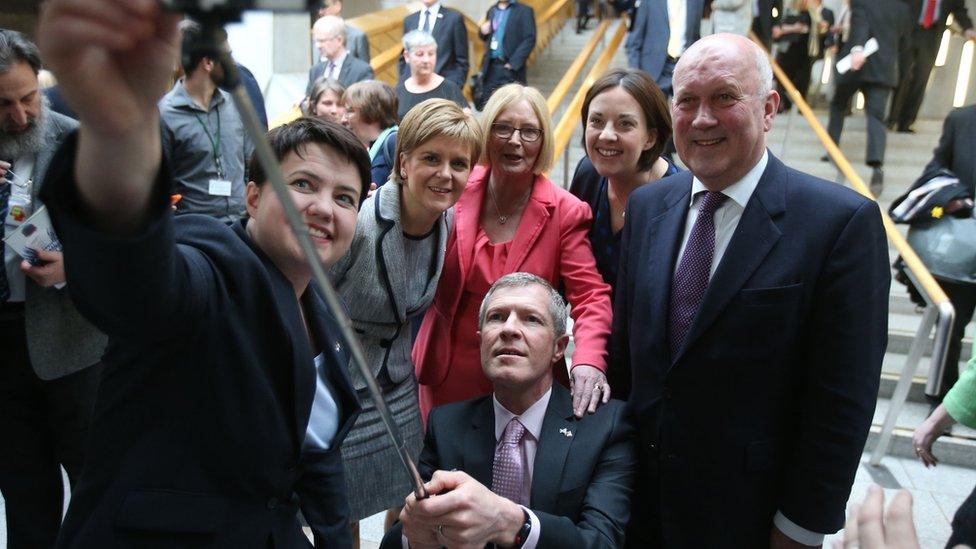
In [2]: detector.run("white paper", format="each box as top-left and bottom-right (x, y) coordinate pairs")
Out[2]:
(3, 205), (66, 289)
(208, 178), (233, 197)
(836, 38), (879, 74)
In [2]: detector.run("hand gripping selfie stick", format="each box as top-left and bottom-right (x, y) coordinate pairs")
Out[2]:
(175, 4), (429, 501)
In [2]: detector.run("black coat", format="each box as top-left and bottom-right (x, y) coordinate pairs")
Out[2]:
(836, 0), (913, 87)
(478, 2), (537, 83)
(42, 133), (361, 549)
(923, 104), (976, 191)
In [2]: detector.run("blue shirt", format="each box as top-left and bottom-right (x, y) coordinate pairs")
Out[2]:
(303, 352), (341, 451)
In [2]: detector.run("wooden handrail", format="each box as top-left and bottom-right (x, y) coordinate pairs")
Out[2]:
(754, 35), (950, 306)
(370, 43), (402, 74)
(540, 0), (572, 25)
(551, 21), (627, 163)
(547, 19), (611, 115)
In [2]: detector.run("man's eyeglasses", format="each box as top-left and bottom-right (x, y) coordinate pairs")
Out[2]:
(490, 123), (543, 143)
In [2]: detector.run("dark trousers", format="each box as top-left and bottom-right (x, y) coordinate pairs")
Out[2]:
(948, 483), (976, 548)
(0, 304), (101, 549)
(778, 49), (815, 111)
(827, 80), (891, 167)
(889, 27), (941, 131)
(931, 280), (976, 402)
(478, 60), (521, 110)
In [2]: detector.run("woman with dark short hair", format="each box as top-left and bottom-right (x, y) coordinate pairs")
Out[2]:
(343, 79), (400, 187)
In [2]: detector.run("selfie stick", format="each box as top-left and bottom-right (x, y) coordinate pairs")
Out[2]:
(186, 14), (429, 500)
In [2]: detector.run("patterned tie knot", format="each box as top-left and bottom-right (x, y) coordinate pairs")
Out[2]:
(697, 191), (727, 218)
(502, 418), (525, 446)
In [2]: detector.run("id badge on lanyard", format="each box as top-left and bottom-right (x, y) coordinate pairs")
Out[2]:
(4, 176), (32, 229)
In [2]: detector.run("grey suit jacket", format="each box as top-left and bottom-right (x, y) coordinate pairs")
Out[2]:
(625, 0), (705, 84)
(305, 54), (375, 96)
(27, 111), (107, 379)
(330, 183), (449, 389)
(347, 24), (370, 62)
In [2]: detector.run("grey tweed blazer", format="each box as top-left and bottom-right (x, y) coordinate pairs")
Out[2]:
(331, 183), (450, 390)
(26, 111), (108, 379)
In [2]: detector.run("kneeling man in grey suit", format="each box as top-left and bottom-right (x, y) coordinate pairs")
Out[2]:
(382, 272), (637, 549)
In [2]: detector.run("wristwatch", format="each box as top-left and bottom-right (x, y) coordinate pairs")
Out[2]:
(512, 507), (532, 548)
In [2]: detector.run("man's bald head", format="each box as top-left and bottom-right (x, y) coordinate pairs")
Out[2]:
(670, 33), (780, 190)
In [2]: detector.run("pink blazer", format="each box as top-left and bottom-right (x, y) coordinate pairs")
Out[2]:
(412, 165), (613, 389)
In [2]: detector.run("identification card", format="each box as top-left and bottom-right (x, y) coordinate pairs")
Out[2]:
(490, 39), (499, 50)
(208, 178), (233, 197)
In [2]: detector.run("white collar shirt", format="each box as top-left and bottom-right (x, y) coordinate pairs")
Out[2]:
(418, 3), (442, 33)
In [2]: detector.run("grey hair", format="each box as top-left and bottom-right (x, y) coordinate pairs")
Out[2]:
(402, 30), (437, 53)
(749, 39), (774, 97)
(0, 29), (41, 75)
(314, 15), (347, 43)
(478, 273), (568, 337)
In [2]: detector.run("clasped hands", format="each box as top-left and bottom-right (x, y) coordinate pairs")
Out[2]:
(400, 470), (525, 549)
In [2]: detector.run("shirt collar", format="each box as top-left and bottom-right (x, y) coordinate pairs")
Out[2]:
(423, 3), (441, 16)
(324, 51), (348, 66)
(689, 149), (768, 209)
(493, 386), (552, 442)
(170, 80), (225, 111)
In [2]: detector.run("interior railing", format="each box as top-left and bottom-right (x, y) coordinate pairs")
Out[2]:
(750, 37), (955, 466)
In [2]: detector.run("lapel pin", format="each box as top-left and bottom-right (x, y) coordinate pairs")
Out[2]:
(334, 341), (342, 353)
(559, 427), (573, 438)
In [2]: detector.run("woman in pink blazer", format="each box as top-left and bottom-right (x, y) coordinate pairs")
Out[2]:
(412, 84), (613, 421)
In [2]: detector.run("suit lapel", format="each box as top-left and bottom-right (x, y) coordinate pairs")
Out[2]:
(647, 177), (694, 357)
(455, 167), (488, 284)
(672, 156), (786, 366)
(503, 175), (553, 273)
(376, 185), (407, 323)
(463, 397), (497, 487)
(529, 385), (575, 514)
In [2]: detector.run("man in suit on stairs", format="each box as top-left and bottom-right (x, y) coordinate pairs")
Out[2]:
(383, 273), (637, 549)
(306, 15), (374, 96)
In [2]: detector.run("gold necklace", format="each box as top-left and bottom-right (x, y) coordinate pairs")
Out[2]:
(487, 182), (532, 225)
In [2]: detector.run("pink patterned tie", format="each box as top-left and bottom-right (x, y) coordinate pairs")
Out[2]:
(492, 418), (527, 505)
(669, 191), (728, 357)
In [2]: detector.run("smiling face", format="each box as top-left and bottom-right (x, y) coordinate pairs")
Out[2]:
(671, 37), (778, 190)
(400, 134), (473, 219)
(478, 284), (568, 394)
(245, 144), (361, 282)
(313, 90), (344, 123)
(405, 44), (437, 79)
(486, 99), (543, 177)
(584, 86), (656, 180)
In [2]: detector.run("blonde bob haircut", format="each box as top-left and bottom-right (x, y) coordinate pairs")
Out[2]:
(392, 98), (483, 185)
(479, 83), (554, 174)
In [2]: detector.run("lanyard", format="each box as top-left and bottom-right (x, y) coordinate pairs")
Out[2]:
(192, 105), (224, 179)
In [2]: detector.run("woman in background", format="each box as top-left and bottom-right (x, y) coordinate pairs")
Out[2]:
(306, 76), (345, 123)
(343, 79), (400, 186)
(396, 30), (467, 120)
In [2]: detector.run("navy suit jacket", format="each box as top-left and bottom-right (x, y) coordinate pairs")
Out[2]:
(612, 153), (890, 547)
(381, 384), (637, 548)
(625, 0), (704, 85)
(42, 133), (361, 549)
(836, 0), (912, 87)
(478, 2), (537, 83)
(398, 7), (470, 88)
(306, 55), (375, 96)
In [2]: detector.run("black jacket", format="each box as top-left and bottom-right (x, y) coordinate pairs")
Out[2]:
(478, 2), (537, 83)
(398, 6), (470, 88)
(42, 132), (361, 549)
(837, 0), (913, 87)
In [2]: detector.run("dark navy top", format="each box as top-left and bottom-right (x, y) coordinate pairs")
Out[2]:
(569, 155), (680, 290)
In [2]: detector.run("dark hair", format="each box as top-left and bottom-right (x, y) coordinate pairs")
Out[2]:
(248, 117), (371, 207)
(343, 80), (399, 129)
(179, 19), (228, 75)
(580, 68), (671, 173)
(306, 77), (346, 116)
(0, 29), (41, 75)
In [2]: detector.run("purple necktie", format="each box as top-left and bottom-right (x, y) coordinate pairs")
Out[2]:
(492, 418), (527, 505)
(668, 191), (728, 357)
(325, 61), (336, 79)
(422, 9), (431, 33)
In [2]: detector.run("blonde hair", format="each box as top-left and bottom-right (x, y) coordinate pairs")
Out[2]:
(479, 84), (554, 174)
(393, 99), (483, 185)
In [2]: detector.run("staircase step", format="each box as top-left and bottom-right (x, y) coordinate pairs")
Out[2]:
(867, 396), (976, 468)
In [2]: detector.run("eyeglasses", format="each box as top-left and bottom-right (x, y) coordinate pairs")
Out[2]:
(490, 123), (543, 143)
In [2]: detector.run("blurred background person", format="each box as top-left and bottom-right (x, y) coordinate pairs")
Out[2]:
(476, 0), (537, 110)
(773, 0), (834, 112)
(569, 68), (677, 398)
(396, 31), (467, 120)
(752, 0), (784, 49)
(624, 0), (705, 97)
(398, 0), (469, 89)
(412, 84), (613, 424)
(342, 80), (399, 186)
(315, 0), (370, 62)
(710, 0), (753, 36)
(331, 98), (481, 549)
(307, 15), (374, 97)
(306, 77), (346, 124)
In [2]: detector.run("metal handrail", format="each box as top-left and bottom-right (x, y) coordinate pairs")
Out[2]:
(750, 35), (955, 465)
(550, 19), (627, 180)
